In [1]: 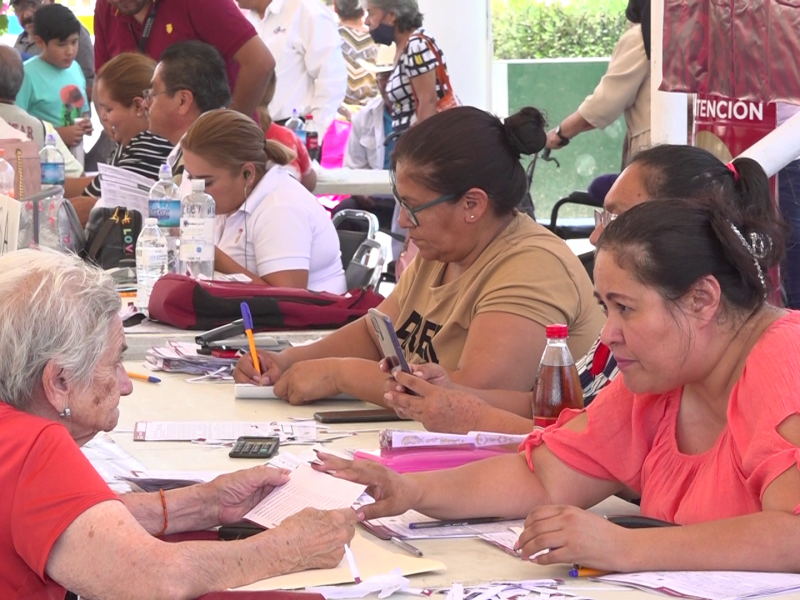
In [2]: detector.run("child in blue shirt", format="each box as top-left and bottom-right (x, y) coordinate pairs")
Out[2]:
(16, 3), (92, 152)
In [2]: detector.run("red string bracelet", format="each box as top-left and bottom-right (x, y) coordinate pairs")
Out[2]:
(156, 488), (168, 536)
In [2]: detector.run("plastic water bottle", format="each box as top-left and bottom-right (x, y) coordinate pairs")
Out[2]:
(285, 109), (306, 145)
(179, 179), (215, 279)
(135, 218), (168, 315)
(531, 324), (584, 428)
(40, 133), (65, 189)
(0, 149), (15, 197)
(148, 164), (182, 273)
(305, 114), (320, 162)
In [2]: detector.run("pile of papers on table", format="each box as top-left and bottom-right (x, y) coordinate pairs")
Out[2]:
(146, 341), (237, 377)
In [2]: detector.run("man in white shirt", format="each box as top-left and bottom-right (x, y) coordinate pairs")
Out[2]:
(236, 0), (347, 136)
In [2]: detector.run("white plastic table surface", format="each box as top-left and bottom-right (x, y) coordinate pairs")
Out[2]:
(314, 168), (392, 196)
(111, 365), (800, 600)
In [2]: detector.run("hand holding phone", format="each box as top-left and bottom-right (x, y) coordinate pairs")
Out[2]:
(368, 309), (411, 374)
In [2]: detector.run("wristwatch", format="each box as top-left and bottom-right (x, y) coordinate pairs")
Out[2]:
(555, 125), (570, 147)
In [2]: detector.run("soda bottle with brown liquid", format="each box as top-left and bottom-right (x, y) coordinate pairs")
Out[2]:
(531, 324), (584, 428)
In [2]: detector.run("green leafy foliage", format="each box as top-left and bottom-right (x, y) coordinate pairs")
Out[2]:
(493, 0), (629, 59)
(0, 14), (8, 36)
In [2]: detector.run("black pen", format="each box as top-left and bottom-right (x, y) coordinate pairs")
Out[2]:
(408, 517), (506, 529)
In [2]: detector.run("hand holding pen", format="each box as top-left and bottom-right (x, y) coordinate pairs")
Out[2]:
(240, 302), (261, 382)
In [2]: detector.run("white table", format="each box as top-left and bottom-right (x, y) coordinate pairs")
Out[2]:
(112, 365), (800, 600)
(314, 168), (392, 196)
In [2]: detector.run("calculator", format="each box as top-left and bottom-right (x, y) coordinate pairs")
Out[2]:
(228, 436), (280, 459)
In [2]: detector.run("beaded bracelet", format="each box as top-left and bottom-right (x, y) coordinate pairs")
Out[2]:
(156, 488), (168, 536)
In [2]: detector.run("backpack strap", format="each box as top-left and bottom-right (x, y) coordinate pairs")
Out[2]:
(87, 207), (121, 261)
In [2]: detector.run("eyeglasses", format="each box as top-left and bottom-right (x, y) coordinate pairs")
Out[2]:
(142, 88), (168, 103)
(391, 182), (459, 227)
(594, 209), (618, 228)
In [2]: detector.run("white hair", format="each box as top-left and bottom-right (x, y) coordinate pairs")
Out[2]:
(0, 249), (120, 410)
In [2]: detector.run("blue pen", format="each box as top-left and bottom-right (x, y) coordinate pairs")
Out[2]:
(240, 302), (261, 376)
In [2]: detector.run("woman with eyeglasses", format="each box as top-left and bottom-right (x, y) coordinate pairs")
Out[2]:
(234, 105), (605, 408)
(375, 145), (777, 435)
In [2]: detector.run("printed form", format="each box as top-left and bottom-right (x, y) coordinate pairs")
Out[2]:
(245, 464), (366, 528)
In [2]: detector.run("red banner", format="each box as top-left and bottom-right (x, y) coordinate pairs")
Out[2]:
(662, 0), (800, 103)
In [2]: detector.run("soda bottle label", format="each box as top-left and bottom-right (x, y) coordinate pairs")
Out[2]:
(306, 132), (320, 152)
(179, 217), (214, 261)
(41, 162), (65, 185)
(136, 246), (168, 269)
(149, 199), (182, 227)
(533, 416), (558, 428)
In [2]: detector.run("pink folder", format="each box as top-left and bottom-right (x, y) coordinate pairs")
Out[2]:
(354, 445), (510, 473)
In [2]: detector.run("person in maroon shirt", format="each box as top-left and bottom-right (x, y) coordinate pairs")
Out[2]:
(93, 0), (274, 117)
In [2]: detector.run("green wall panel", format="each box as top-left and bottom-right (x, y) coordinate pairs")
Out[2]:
(507, 60), (625, 219)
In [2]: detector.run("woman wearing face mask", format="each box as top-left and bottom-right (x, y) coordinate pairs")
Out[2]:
(363, 0), (455, 132)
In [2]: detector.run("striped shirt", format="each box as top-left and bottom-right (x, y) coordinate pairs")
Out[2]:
(339, 25), (378, 112)
(84, 130), (174, 198)
(576, 336), (619, 406)
(386, 28), (449, 132)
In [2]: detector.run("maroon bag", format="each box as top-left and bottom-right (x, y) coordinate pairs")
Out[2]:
(148, 274), (383, 330)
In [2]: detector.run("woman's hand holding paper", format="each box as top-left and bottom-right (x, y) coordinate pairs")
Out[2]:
(516, 505), (631, 571)
(208, 465), (291, 525)
(312, 451), (419, 521)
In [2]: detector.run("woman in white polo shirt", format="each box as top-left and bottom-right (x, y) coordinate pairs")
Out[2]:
(181, 109), (346, 293)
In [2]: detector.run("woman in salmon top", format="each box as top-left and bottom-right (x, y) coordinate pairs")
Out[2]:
(314, 175), (800, 573)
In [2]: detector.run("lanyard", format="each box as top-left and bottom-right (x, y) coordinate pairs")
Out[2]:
(128, 0), (159, 54)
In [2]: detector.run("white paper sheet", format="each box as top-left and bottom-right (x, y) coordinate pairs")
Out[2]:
(599, 571), (800, 600)
(94, 163), (154, 215)
(234, 384), (356, 400)
(133, 420), (276, 441)
(244, 464), (366, 528)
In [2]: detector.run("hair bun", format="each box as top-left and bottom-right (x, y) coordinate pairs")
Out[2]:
(503, 107), (547, 157)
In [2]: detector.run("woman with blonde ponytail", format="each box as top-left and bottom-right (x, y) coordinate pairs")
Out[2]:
(181, 109), (346, 292)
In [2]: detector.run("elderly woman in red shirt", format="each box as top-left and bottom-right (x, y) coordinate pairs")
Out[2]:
(0, 249), (355, 599)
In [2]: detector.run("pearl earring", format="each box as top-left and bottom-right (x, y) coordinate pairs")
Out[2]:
(469, 215), (476, 220)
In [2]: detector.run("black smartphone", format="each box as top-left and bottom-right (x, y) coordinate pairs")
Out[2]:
(368, 308), (411, 374)
(228, 436), (280, 459)
(313, 408), (410, 423)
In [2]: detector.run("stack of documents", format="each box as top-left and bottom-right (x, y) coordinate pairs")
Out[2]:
(146, 341), (237, 377)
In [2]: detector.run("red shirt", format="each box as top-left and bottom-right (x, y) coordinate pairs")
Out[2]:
(93, 0), (257, 93)
(0, 403), (118, 599)
(266, 122), (312, 178)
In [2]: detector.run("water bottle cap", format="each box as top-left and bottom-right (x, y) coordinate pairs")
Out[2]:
(145, 217), (158, 226)
(191, 178), (205, 192)
(46, 133), (57, 145)
(545, 324), (569, 338)
(159, 163), (173, 178)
